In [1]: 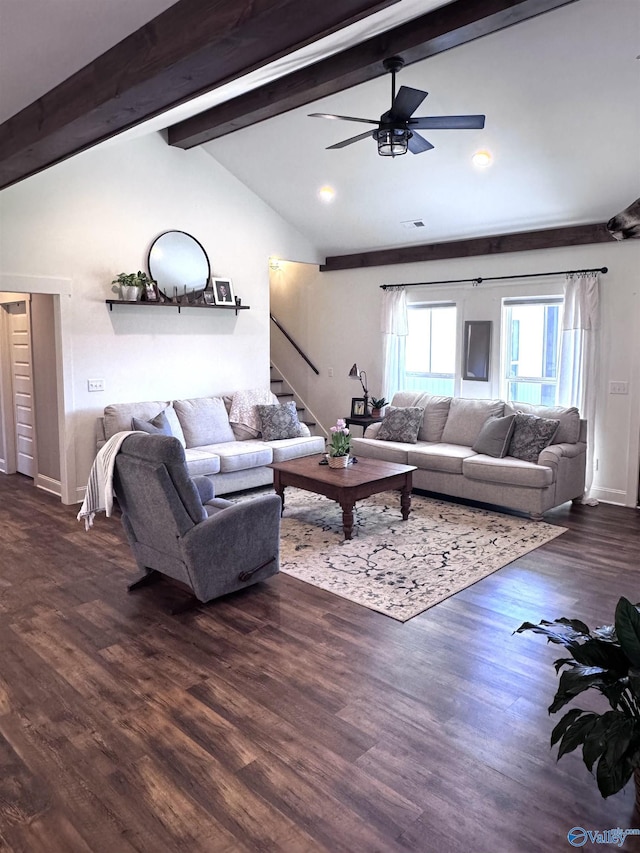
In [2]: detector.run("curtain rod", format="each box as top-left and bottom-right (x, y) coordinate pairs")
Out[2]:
(380, 266), (608, 289)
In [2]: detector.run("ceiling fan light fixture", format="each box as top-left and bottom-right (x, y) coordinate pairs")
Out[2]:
(375, 127), (411, 157)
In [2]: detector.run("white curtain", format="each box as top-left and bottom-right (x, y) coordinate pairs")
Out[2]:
(558, 272), (600, 505)
(381, 286), (408, 402)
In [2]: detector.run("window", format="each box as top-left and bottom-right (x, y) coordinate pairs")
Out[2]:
(502, 297), (562, 405)
(405, 303), (456, 395)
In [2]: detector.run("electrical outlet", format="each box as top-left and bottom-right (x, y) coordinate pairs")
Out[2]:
(328, 367), (334, 378)
(609, 381), (628, 395)
(88, 379), (105, 392)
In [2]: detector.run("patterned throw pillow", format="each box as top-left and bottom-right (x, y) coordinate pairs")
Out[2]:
(256, 401), (305, 441)
(377, 406), (424, 444)
(472, 414), (516, 458)
(507, 413), (560, 463)
(132, 409), (173, 436)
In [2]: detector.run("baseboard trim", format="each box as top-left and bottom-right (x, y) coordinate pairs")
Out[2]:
(36, 474), (62, 497)
(590, 486), (630, 507)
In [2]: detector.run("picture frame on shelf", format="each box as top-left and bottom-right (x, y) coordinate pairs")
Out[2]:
(202, 290), (215, 305)
(213, 278), (235, 306)
(143, 281), (158, 302)
(351, 397), (366, 417)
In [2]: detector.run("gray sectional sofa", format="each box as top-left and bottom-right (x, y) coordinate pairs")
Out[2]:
(97, 393), (325, 495)
(351, 392), (587, 518)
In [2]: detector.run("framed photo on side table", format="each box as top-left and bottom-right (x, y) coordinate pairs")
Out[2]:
(212, 278), (235, 306)
(351, 397), (366, 417)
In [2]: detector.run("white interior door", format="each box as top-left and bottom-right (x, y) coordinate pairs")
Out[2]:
(8, 301), (36, 478)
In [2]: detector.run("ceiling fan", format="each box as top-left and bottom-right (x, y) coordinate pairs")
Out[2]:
(309, 56), (485, 157)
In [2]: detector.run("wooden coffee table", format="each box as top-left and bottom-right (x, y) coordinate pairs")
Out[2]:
(268, 454), (416, 540)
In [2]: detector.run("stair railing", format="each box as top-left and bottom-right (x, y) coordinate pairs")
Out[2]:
(270, 314), (319, 375)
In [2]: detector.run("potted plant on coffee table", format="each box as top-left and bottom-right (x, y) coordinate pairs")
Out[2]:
(328, 418), (351, 468)
(112, 271), (152, 302)
(370, 397), (388, 418)
(515, 596), (640, 802)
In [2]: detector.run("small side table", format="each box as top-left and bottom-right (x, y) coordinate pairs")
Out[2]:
(345, 415), (383, 435)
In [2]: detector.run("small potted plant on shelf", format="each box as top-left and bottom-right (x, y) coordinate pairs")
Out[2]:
(328, 418), (351, 469)
(515, 596), (640, 802)
(111, 271), (152, 302)
(370, 397), (388, 418)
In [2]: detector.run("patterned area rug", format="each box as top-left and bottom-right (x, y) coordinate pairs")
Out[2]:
(274, 489), (566, 622)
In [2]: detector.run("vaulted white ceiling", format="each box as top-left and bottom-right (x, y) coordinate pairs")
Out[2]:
(206, 0), (640, 255)
(1, 0), (638, 257)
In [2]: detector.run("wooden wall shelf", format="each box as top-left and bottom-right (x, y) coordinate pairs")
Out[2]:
(105, 299), (249, 315)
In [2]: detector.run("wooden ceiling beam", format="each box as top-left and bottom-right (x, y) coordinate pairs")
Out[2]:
(319, 223), (613, 271)
(0, 0), (400, 190)
(168, 0), (578, 149)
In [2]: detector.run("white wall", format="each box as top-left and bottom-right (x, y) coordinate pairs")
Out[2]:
(275, 240), (640, 507)
(0, 132), (319, 500)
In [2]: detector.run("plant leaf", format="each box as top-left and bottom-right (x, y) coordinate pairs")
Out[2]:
(515, 620), (588, 647)
(554, 617), (591, 635)
(596, 751), (634, 798)
(614, 598), (640, 667)
(551, 708), (583, 745)
(557, 713), (599, 758)
(628, 668), (640, 703)
(570, 638), (629, 672)
(549, 666), (608, 714)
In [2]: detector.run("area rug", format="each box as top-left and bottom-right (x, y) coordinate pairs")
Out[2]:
(271, 489), (566, 622)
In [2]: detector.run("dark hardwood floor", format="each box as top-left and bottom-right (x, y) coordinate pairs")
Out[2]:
(2, 472), (640, 852)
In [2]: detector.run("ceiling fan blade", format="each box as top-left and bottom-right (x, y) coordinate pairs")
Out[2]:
(409, 115), (486, 130)
(408, 132), (435, 154)
(387, 85), (428, 121)
(326, 129), (376, 150)
(309, 112), (379, 125)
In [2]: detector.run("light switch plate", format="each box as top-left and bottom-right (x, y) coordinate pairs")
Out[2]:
(88, 379), (105, 392)
(609, 381), (628, 395)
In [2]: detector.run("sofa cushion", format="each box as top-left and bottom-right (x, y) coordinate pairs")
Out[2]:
(197, 441), (273, 473)
(441, 398), (505, 446)
(184, 448), (221, 476)
(415, 394), (452, 442)
(407, 443), (477, 475)
(132, 410), (173, 436)
(104, 401), (169, 439)
(390, 392), (423, 408)
(378, 407), (423, 443)
(472, 414), (516, 458)
(270, 435), (326, 462)
(173, 396), (235, 448)
(350, 437), (410, 465)
(505, 402), (580, 444)
(256, 401), (305, 441)
(508, 413), (560, 462)
(463, 454), (555, 488)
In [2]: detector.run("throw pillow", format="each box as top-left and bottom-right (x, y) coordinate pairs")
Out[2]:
(132, 409), (173, 436)
(507, 413), (560, 463)
(377, 406), (424, 444)
(472, 414), (516, 458)
(256, 401), (305, 441)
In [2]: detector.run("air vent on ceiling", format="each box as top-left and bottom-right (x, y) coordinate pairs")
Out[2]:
(401, 219), (426, 230)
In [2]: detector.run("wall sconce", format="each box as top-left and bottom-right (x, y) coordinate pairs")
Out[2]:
(349, 363), (369, 414)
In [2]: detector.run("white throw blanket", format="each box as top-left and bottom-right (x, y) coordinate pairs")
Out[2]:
(228, 388), (275, 436)
(77, 431), (137, 530)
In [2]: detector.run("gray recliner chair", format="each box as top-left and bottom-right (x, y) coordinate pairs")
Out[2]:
(113, 433), (281, 610)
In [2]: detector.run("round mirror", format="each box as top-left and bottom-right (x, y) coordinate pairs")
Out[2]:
(148, 230), (211, 298)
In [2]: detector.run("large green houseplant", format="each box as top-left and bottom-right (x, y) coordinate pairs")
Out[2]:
(516, 596), (640, 799)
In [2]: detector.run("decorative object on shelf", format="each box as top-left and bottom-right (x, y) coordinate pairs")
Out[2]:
(203, 291), (215, 305)
(462, 320), (492, 381)
(148, 230), (210, 300)
(143, 280), (158, 302)
(515, 596), (640, 800)
(349, 363), (369, 414)
(213, 278), (235, 306)
(350, 398), (366, 418)
(111, 271), (153, 302)
(328, 418), (350, 467)
(370, 396), (388, 417)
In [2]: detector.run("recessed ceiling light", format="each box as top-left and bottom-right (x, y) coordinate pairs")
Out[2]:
(318, 185), (336, 203)
(472, 150), (492, 168)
